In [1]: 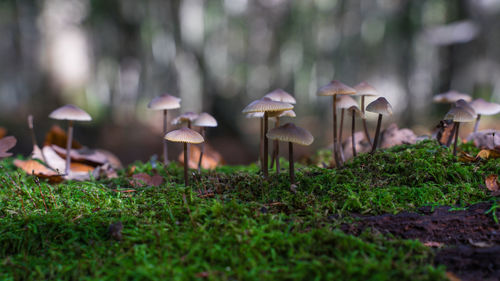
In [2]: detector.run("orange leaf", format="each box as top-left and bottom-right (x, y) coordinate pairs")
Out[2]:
(0, 127), (6, 139)
(485, 175), (499, 192)
(178, 144), (223, 170)
(70, 162), (95, 173)
(44, 125), (82, 149)
(476, 149), (500, 160)
(13, 159), (63, 183)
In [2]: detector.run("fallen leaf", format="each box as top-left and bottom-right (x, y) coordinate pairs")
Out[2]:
(433, 120), (454, 146)
(380, 123), (417, 149)
(485, 175), (499, 192)
(467, 130), (500, 150)
(0, 127), (6, 139)
(178, 144), (223, 170)
(13, 159), (63, 183)
(31, 145), (44, 161)
(458, 152), (476, 163)
(52, 145), (108, 165)
(468, 238), (494, 248)
(476, 149), (500, 160)
(129, 173), (164, 188)
(42, 146), (66, 173)
(0, 136), (17, 158)
(423, 241), (444, 248)
(44, 125), (82, 149)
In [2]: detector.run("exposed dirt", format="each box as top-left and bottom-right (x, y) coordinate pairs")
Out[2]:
(341, 202), (500, 281)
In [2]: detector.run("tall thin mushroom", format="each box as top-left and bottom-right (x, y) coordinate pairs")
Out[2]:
(172, 112), (199, 170)
(49, 104), (92, 175)
(164, 128), (204, 186)
(347, 105), (364, 158)
(193, 113), (218, 172)
(335, 95), (358, 162)
(353, 82), (378, 146)
(148, 94), (181, 165)
(366, 97), (393, 153)
(469, 98), (500, 133)
(268, 109), (296, 173)
(317, 80), (356, 168)
(444, 106), (475, 156)
(242, 98), (293, 178)
(433, 90), (472, 147)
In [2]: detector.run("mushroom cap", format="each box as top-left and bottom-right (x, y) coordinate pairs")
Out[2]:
(266, 123), (314, 146)
(317, 80), (356, 96)
(353, 82), (379, 97)
(171, 112), (199, 125)
(444, 106), (475, 122)
(335, 95), (359, 109)
(433, 90), (472, 103)
(366, 97), (393, 116)
(193, 112), (218, 127)
(469, 98), (500, 115)
(278, 110), (296, 118)
(49, 104), (92, 121)
(455, 99), (477, 118)
(264, 89), (296, 104)
(245, 112), (264, 119)
(148, 94), (181, 110)
(347, 105), (365, 119)
(164, 127), (204, 144)
(242, 97), (294, 114)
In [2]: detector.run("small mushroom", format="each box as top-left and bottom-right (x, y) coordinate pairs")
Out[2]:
(317, 80), (356, 167)
(171, 112), (199, 129)
(444, 99), (476, 147)
(444, 106), (475, 156)
(433, 90), (472, 104)
(366, 97), (392, 153)
(164, 127), (204, 186)
(193, 113), (218, 172)
(347, 105), (365, 157)
(49, 104), (92, 175)
(267, 123), (313, 184)
(242, 98), (293, 178)
(353, 82), (379, 146)
(469, 98), (500, 133)
(268, 109), (296, 173)
(148, 94), (181, 165)
(335, 95), (359, 162)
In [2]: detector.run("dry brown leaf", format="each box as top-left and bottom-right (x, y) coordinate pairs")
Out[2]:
(476, 149), (500, 160)
(0, 127), (6, 139)
(0, 136), (17, 158)
(13, 159), (63, 183)
(129, 173), (164, 188)
(423, 241), (444, 248)
(51, 145), (108, 165)
(178, 144), (223, 170)
(44, 125), (82, 149)
(380, 123), (417, 149)
(485, 175), (499, 192)
(42, 146), (66, 172)
(458, 152), (476, 163)
(70, 162), (95, 173)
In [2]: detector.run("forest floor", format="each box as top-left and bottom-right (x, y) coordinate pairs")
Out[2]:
(1, 140), (499, 280)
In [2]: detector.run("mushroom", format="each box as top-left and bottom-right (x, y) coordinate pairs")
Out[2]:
(433, 90), (472, 104)
(353, 82), (378, 146)
(164, 127), (204, 186)
(267, 123), (313, 184)
(193, 113), (218, 172)
(347, 105), (365, 157)
(366, 97), (392, 153)
(444, 99), (476, 147)
(317, 80), (356, 167)
(171, 112), (199, 129)
(444, 106), (475, 156)
(242, 98), (293, 178)
(268, 109), (296, 173)
(49, 104), (92, 175)
(469, 98), (500, 133)
(335, 95), (359, 162)
(148, 94), (181, 165)
(264, 89), (297, 172)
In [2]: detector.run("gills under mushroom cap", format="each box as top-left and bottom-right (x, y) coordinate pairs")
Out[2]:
(366, 97), (393, 116)
(165, 127), (204, 144)
(469, 98), (500, 116)
(49, 104), (92, 121)
(444, 106), (475, 122)
(242, 98), (293, 114)
(317, 80), (356, 96)
(266, 123), (314, 146)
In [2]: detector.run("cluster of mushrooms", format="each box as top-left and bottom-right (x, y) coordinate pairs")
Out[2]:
(433, 90), (500, 156)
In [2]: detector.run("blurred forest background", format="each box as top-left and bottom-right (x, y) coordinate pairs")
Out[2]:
(1, 0), (500, 164)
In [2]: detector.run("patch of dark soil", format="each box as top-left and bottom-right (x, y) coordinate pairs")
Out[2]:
(341, 202), (500, 281)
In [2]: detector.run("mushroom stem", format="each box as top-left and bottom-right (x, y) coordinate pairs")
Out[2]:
(271, 117), (280, 173)
(361, 96), (372, 146)
(184, 142), (189, 186)
(28, 115), (38, 148)
(263, 112), (269, 178)
(446, 123), (456, 147)
(371, 114), (383, 153)
(65, 120), (74, 175)
(352, 113), (357, 157)
(163, 109), (169, 165)
(332, 95), (341, 167)
(473, 114), (481, 133)
(289, 142), (294, 184)
(453, 122), (460, 157)
(339, 108), (345, 163)
(197, 127), (206, 172)
(259, 117), (264, 167)
(493, 132), (496, 149)
(186, 120), (192, 165)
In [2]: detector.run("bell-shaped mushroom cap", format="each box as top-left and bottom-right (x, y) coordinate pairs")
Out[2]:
(171, 112), (199, 125)
(455, 99), (477, 118)
(193, 112), (218, 127)
(148, 94), (181, 110)
(335, 95), (359, 109)
(242, 97), (293, 114)
(317, 80), (356, 96)
(264, 89), (296, 104)
(444, 106), (475, 122)
(366, 97), (393, 116)
(353, 82), (379, 97)
(267, 123), (314, 146)
(164, 127), (204, 144)
(433, 90), (471, 103)
(347, 105), (365, 119)
(469, 98), (500, 115)
(49, 104), (92, 121)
